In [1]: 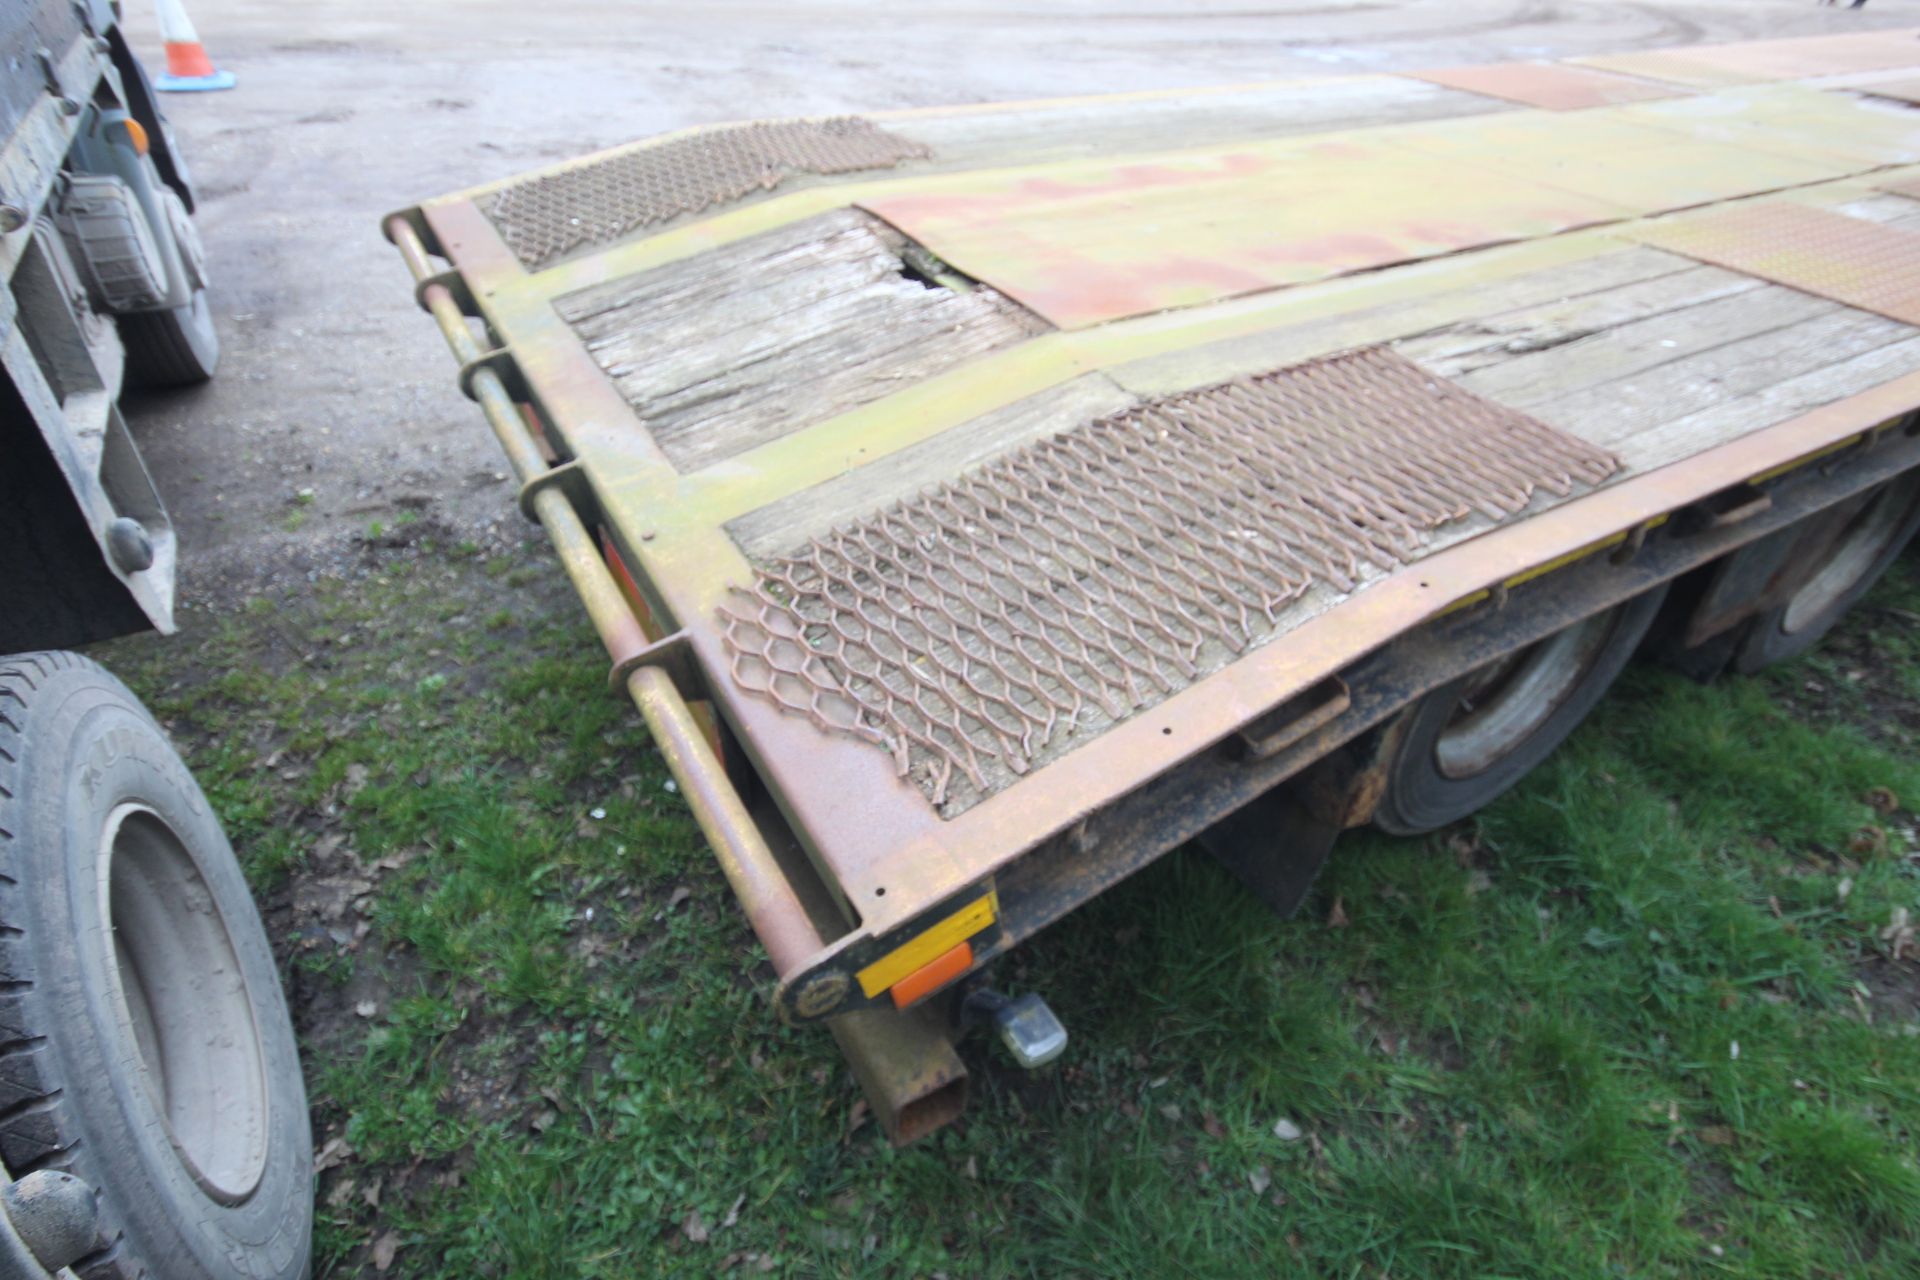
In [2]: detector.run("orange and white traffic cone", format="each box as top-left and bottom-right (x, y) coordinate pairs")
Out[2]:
(154, 0), (235, 92)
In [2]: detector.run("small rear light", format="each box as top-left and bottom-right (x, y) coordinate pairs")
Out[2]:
(889, 941), (972, 1010)
(120, 118), (150, 155)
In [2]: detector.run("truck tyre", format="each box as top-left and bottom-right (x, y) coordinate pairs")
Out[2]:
(120, 188), (219, 388)
(120, 290), (218, 387)
(0, 652), (311, 1280)
(1732, 469), (1920, 675)
(1374, 585), (1668, 836)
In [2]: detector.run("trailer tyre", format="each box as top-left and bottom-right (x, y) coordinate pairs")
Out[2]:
(1374, 586), (1668, 836)
(0, 652), (311, 1280)
(1732, 470), (1920, 675)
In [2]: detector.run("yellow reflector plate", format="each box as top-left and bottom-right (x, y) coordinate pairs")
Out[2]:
(856, 894), (997, 999)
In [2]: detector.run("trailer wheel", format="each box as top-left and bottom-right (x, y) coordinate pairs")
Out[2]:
(1732, 470), (1920, 675)
(0, 652), (310, 1280)
(1373, 586), (1667, 836)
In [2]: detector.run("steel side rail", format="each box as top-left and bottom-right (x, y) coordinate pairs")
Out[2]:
(384, 210), (827, 974)
(383, 212), (967, 1142)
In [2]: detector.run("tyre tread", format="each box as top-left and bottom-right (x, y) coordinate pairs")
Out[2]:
(0, 653), (129, 1274)
(120, 300), (217, 388)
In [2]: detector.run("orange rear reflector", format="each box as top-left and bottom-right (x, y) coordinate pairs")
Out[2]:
(121, 118), (150, 155)
(890, 942), (972, 1010)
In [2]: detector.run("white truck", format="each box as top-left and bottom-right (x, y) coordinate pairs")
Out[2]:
(2, 3), (310, 1277)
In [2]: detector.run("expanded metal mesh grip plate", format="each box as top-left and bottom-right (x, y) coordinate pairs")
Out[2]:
(1634, 204), (1920, 326)
(483, 118), (932, 270)
(719, 348), (1622, 814)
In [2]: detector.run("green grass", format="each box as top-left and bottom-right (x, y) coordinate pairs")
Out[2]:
(97, 548), (1920, 1278)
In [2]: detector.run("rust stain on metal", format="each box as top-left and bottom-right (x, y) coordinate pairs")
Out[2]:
(485, 117), (931, 270)
(854, 95), (1879, 329)
(1635, 203), (1920, 326)
(1405, 62), (1684, 111)
(718, 348), (1620, 813)
(858, 134), (1626, 328)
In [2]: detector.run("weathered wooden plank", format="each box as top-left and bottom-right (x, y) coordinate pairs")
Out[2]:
(1842, 191), (1920, 230)
(1516, 302), (1917, 453)
(1450, 282), (1830, 407)
(1398, 264), (1765, 381)
(556, 209), (1043, 473)
(1108, 246), (1700, 397)
(727, 372), (1136, 559)
(1611, 334), (1920, 473)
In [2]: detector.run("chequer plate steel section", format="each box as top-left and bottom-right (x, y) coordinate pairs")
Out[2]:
(484, 117), (931, 270)
(1634, 203), (1920, 326)
(1404, 62), (1683, 111)
(718, 348), (1621, 814)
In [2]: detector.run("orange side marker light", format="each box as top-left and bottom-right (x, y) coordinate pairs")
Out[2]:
(890, 942), (973, 1010)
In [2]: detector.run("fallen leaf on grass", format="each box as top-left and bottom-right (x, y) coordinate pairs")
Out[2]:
(1865, 787), (1900, 815)
(1698, 1126), (1736, 1147)
(721, 1193), (746, 1231)
(684, 1208), (710, 1244)
(1326, 898), (1349, 929)
(1881, 906), (1913, 960)
(371, 1232), (402, 1272)
(314, 1136), (354, 1173)
(1272, 1117), (1304, 1142)
(355, 1000), (378, 1019)
(1849, 827), (1889, 859)
(1202, 1112), (1225, 1139)
(847, 1099), (870, 1135)
(1249, 1165), (1272, 1195)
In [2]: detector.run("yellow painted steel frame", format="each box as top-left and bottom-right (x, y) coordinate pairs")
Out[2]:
(391, 28), (1920, 1032)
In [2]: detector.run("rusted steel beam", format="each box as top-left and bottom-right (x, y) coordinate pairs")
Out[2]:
(828, 1002), (969, 1147)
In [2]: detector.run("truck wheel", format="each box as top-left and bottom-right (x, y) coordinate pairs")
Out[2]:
(0, 653), (310, 1280)
(1373, 585), (1668, 836)
(1732, 470), (1920, 675)
(120, 188), (219, 388)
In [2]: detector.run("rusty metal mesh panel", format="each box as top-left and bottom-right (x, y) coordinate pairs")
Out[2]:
(484, 118), (931, 270)
(1635, 203), (1920, 326)
(720, 347), (1622, 813)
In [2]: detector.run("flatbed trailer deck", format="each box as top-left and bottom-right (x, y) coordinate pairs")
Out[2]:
(387, 28), (1920, 1141)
